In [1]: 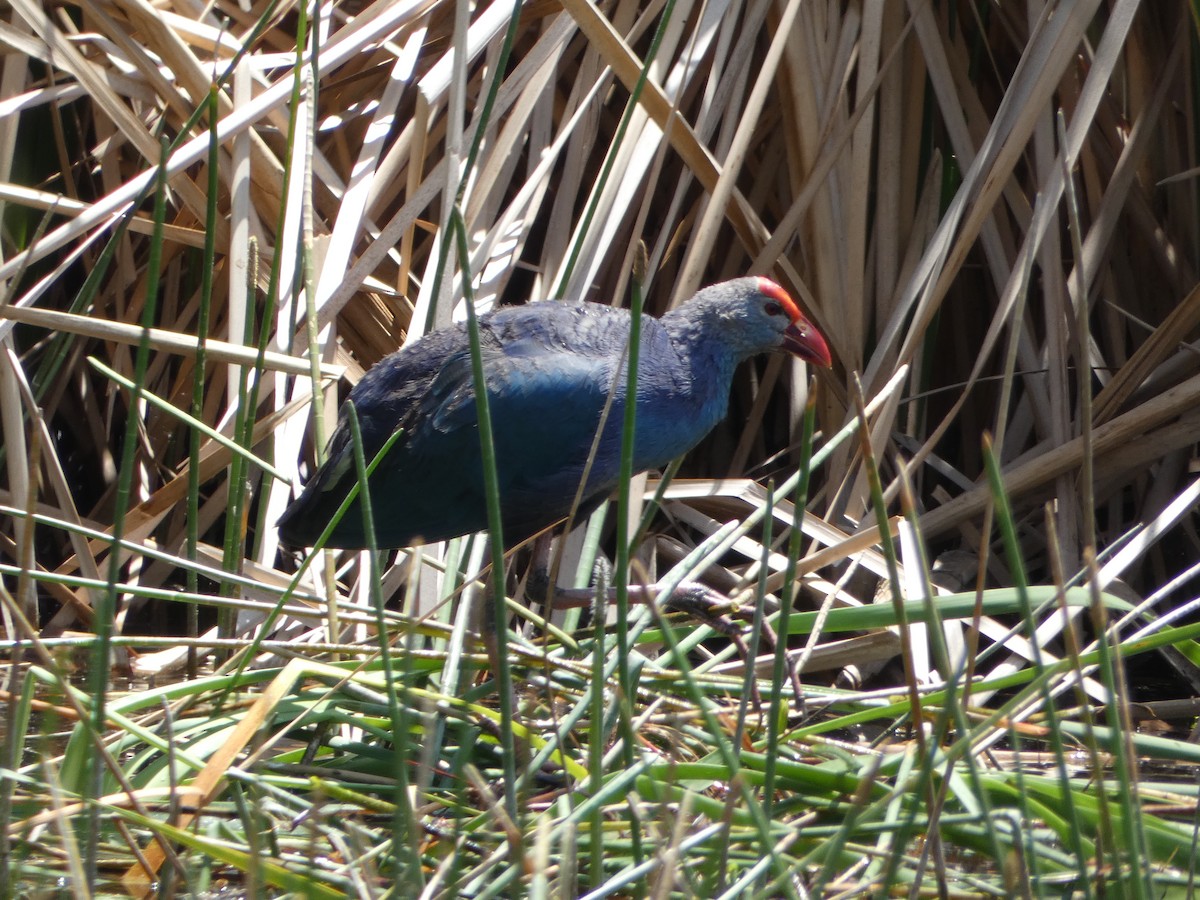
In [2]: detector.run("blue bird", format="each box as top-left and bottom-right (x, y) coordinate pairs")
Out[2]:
(277, 277), (832, 550)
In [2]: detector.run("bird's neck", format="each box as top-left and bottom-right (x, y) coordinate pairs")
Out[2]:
(664, 305), (746, 366)
(660, 312), (743, 420)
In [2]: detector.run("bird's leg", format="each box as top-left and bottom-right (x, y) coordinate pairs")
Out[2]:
(550, 577), (812, 711)
(548, 575), (741, 631)
(523, 540), (798, 711)
(521, 533), (557, 613)
(662, 586), (807, 711)
(666, 584), (766, 710)
(478, 566), (502, 675)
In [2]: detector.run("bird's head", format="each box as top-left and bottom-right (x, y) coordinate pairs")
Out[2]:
(690, 277), (832, 368)
(752, 277), (832, 367)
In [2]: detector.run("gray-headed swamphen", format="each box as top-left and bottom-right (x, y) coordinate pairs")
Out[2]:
(277, 277), (832, 550)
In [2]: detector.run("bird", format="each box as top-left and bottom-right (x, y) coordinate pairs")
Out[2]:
(277, 276), (832, 550)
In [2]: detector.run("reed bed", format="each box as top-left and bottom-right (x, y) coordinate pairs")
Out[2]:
(2, 0), (1199, 895)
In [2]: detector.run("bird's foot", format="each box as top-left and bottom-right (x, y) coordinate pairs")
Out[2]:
(539, 579), (745, 636)
(541, 577), (811, 713)
(658, 582), (746, 636)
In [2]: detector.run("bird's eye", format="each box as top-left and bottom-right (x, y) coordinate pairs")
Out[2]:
(764, 300), (784, 317)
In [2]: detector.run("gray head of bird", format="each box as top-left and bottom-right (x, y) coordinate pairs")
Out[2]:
(678, 276), (833, 368)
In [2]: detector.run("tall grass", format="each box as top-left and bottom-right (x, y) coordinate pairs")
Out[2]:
(1, 1), (1200, 895)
